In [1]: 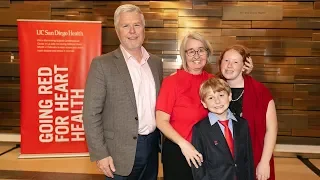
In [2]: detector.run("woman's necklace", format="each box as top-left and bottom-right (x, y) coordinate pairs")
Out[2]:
(231, 89), (244, 102)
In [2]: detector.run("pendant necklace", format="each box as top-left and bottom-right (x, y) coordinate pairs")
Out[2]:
(231, 89), (244, 102)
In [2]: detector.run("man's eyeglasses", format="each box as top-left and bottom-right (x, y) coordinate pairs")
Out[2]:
(185, 47), (208, 57)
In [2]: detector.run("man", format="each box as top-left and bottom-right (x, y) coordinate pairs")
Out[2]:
(83, 4), (163, 180)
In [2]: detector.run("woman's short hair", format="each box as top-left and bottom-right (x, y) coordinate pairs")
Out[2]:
(179, 32), (213, 71)
(114, 4), (145, 29)
(217, 44), (250, 77)
(199, 77), (231, 101)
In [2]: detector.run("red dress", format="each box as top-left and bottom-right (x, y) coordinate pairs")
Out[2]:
(156, 69), (213, 142)
(242, 75), (275, 180)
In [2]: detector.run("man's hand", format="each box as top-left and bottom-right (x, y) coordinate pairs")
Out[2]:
(97, 156), (116, 178)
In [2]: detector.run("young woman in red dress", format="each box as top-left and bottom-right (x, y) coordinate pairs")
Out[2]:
(218, 45), (278, 180)
(155, 32), (254, 180)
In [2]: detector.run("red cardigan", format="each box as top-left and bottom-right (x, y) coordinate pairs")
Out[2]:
(242, 75), (275, 180)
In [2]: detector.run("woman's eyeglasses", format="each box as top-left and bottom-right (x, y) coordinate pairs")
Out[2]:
(185, 47), (208, 57)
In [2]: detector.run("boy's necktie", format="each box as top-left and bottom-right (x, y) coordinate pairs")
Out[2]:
(219, 120), (234, 158)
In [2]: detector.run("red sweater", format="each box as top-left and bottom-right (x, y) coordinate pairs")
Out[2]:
(156, 69), (213, 142)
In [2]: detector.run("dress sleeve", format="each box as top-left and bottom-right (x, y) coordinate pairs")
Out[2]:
(156, 75), (176, 115)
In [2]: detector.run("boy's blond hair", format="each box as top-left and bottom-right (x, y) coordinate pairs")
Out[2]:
(199, 77), (231, 101)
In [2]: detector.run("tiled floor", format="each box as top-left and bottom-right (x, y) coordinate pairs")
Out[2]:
(0, 142), (319, 180)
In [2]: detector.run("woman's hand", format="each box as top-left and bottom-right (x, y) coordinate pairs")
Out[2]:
(256, 161), (270, 180)
(244, 56), (254, 74)
(178, 140), (203, 168)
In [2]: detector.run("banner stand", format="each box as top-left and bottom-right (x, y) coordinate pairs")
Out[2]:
(19, 152), (89, 159)
(18, 19), (101, 158)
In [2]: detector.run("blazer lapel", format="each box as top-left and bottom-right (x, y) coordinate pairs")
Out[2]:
(232, 120), (240, 160)
(147, 55), (160, 96)
(209, 123), (234, 162)
(113, 48), (137, 113)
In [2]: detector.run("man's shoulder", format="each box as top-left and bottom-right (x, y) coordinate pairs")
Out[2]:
(149, 53), (162, 63)
(93, 50), (117, 62)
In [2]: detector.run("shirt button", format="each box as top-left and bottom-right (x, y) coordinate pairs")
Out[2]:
(234, 164), (237, 167)
(133, 136), (137, 140)
(135, 117), (138, 121)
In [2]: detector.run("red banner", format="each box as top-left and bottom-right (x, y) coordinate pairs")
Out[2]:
(18, 20), (101, 156)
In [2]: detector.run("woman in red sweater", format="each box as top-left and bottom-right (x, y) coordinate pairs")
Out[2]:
(155, 32), (253, 180)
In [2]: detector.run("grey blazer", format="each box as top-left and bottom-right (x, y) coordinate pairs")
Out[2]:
(83, 47), (163, 176)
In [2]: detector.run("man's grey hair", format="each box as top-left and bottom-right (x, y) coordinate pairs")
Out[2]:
(114, 4), (145, 29)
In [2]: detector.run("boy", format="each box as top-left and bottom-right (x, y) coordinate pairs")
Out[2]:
(192, 77), (254, 180)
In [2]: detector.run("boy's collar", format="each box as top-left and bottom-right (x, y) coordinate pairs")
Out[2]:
(208, 109), (237, 126)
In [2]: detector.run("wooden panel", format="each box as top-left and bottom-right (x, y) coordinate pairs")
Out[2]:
(144, 40), (178, 51)
(266, 30), (312, 37)
(295, 84), (320, 92)
(236, 40), (282, 48)
(296, 57), (320, 65)
(293, 99), (320, 110)
(221, 21), (251, 29)
(207, 2), (237, 7)
(282, 41), (320, 48)
(278, 114), (308, 129)
(284, 9), (320, 17)
(277, 136), (320, 145)
(145, 30), (177, 40)
(292, 129), (320, 137)
(0, 62), (19, 77)
(179, 18), (221, 28)
(0, 10), (50, 25)
(50, 1), (93, 9)
(0, 102), (20, 112)
(295, 75), (320, 84)
(93, 7), (115, 16)
(264, 83), (293, 91)
(0, 40), (18, 52)
(179, 8), (222, 17)
(315, 2), (320, 10)
(0, 28), (17, 38)
(144, 12), (178, 20)
(0, 0), (9, 8)
(9, 3), (50, 11)
(0, 126), (20, 133)
(222, 6), (283, 20)
(149, 1), (192, 9)
(0, 118), (19, 126)
(251, 56), (296, 64)
(297, 21), (320, 29)
(178, 29), (222, 41)
(295, 67), (320, 76)
(210, 36), (236, 51)
(0, 86), (19, 102)
(102, 28), (118, 46)
(0, 52), (11, 62)
(146, 20), (163, 28)
(268, 2), (313, 9)
(272, 91), (308, 99)
(164, 20), (178, 28)
(252, 21), (296, 29)
(312, 33), (320, 41)
(252, 74), (294, 83)
(223, 29), (312, 38)
(222, 29), (266, 36)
